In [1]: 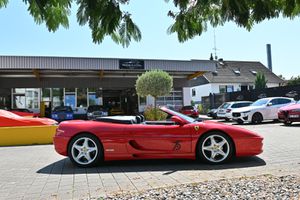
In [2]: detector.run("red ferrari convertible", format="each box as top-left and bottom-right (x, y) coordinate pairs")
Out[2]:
(54, 107), (263, 167)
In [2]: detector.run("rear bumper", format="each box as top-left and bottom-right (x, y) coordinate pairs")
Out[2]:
(53, 135), (70, 156)
(235, 137), (263, 157)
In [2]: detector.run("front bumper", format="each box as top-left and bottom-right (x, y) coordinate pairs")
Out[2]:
(235, 136), (263, 157)
(278, 112), (300, 122)
(232, 112), (251, 123)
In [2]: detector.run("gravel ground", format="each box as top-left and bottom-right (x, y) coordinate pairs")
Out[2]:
(104, 175), (300, 200)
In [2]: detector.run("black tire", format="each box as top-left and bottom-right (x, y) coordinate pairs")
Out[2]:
(68, 133), (103, 167)
(197, 131), (234, 164)
(252, 112), (263, 124)
(237, 120), (244, 125)
(284, 121), (292, 126)
(225, 118), (230, 122)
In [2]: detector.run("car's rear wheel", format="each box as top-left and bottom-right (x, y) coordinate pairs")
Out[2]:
(68, 133), (103, 167)
(284, 121), (292, 126)
(198, 132), (234, 164)
(252, 112), (263, 124)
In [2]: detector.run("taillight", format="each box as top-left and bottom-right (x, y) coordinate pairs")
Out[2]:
(226, 109), (231, 113)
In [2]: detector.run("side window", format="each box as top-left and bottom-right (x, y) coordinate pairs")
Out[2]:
(270, 99), (279, 105)
(231, 103), (239, 108)
(278, 99), (291, 105)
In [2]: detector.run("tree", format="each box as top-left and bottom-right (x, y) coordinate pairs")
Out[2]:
(136, 69), (173, 120)
(1, 0), (300, 47)
(255, 72), (268, 90)
(287, 75), (300, 86)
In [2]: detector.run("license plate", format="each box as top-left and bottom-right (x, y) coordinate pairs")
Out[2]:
(289, 115), (299, 118)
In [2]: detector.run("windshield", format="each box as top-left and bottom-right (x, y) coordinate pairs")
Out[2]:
(220, 103), (230, 109)
(88, 106), (105, 112)
(162, 108), (195, 123)
(252, 99), (269, 106)
(53, 106), (72, 112)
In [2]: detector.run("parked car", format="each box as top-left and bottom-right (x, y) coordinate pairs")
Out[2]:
(0, 110), (57, 146)
(180, 105), (199, 118)
(51, 106), (74, 122)
(53, 107), (263, 167)
(232, 97), (295, 124)
(278, 100), (300, 125)
(87, 105), (108, 120)
(9, 108), (40, 118)
(217, 101), (253, 121)
(207, 108), (218, 119)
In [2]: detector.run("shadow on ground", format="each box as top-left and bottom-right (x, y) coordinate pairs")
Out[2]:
(37, 156), (266, 175)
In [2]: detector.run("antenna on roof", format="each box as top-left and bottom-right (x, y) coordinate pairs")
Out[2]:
(213, 29), (218, 60)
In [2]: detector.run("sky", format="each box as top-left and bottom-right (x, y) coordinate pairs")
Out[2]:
(0, 1), (299, 79)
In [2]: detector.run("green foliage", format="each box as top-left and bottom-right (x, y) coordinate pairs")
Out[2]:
(1, 0), (300, 46)
(287, 75), (300, 86)
(255, 72), (268, 90)
(136, 70), (173, 98)
(197, 104), (203, 113)
(144, 106), (167, 121)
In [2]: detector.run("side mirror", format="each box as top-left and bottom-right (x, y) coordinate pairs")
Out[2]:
(267, 102), (273, 106)
(171, 116), (187, 126)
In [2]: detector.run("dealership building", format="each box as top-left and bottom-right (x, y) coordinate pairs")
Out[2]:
(0, 56), (215, 115)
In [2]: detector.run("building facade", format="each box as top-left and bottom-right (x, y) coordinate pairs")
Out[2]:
(189, 60), (284, 103)
(0, 56), (215, 115)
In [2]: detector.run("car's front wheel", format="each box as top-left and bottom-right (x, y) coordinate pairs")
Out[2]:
(252, 112), (263, 124)
(198, 132), (234, 164)
(68, 133), (103, 167)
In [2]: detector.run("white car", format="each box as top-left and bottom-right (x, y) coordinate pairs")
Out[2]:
(232, 97), (295, 124)
(217, 101), (253, 121)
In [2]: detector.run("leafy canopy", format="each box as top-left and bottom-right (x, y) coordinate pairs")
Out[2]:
(255, 72), (268, 89)
(1, 0), (300, 46)
(136, 69), (173, 98)
(287, 75), (300, 86)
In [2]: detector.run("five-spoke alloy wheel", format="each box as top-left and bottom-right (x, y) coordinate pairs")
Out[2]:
(198, 132), (234, 164)
(68, 134), (103, 167)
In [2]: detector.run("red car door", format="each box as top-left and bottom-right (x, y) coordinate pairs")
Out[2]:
(125, 123), (192, 157)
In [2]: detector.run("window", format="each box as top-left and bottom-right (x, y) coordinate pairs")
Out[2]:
(65, 88), (76, 109)
(192, 88), (196, 97)
(77, 88), (87, 107)
(278, 98), (291, 105)
(233, 69), (240, 75)
(52, 88), (63, 108)
(156, 90), (183, 111)
(139, 96), (146, 105)
(270, 99), (280, 105)
(42, 88), (51, 102)
(250, 70), (257, 75)
(88, 88), (102, 106)
(226, 85), (234, 93)
(219, 85), (226, 93)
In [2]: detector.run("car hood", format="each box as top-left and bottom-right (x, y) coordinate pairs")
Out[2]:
(232, 105), (264, 113)
(200, 120), (263, 138)
(280, 103), (300, 111)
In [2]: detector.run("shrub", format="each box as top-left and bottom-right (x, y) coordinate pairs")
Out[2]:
(144, 106), (167, 121)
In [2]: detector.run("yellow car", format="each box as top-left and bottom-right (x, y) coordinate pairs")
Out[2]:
(0, 110), (57, 146)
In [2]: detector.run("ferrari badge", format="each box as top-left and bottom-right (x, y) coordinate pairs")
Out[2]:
(194, 126), (200, 131)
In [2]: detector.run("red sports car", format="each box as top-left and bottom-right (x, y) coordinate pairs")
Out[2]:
(278, 101), (300, 125)
(10, 109), (40, 118)
(53, 107), (263, 167)
(180, 105), (199, 118)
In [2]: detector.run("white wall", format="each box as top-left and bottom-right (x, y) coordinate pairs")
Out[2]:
(190, 84), (214, 102)
(183, 87), (192, 106)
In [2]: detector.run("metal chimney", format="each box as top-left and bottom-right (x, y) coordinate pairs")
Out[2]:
(266, 44), (272, 71)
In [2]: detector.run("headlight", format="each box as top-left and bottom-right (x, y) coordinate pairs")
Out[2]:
(67, 114), (73, 118)
(52, 114), (58, 118)
(87, 113), (93, 116)
(291, 109), (300, 112)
